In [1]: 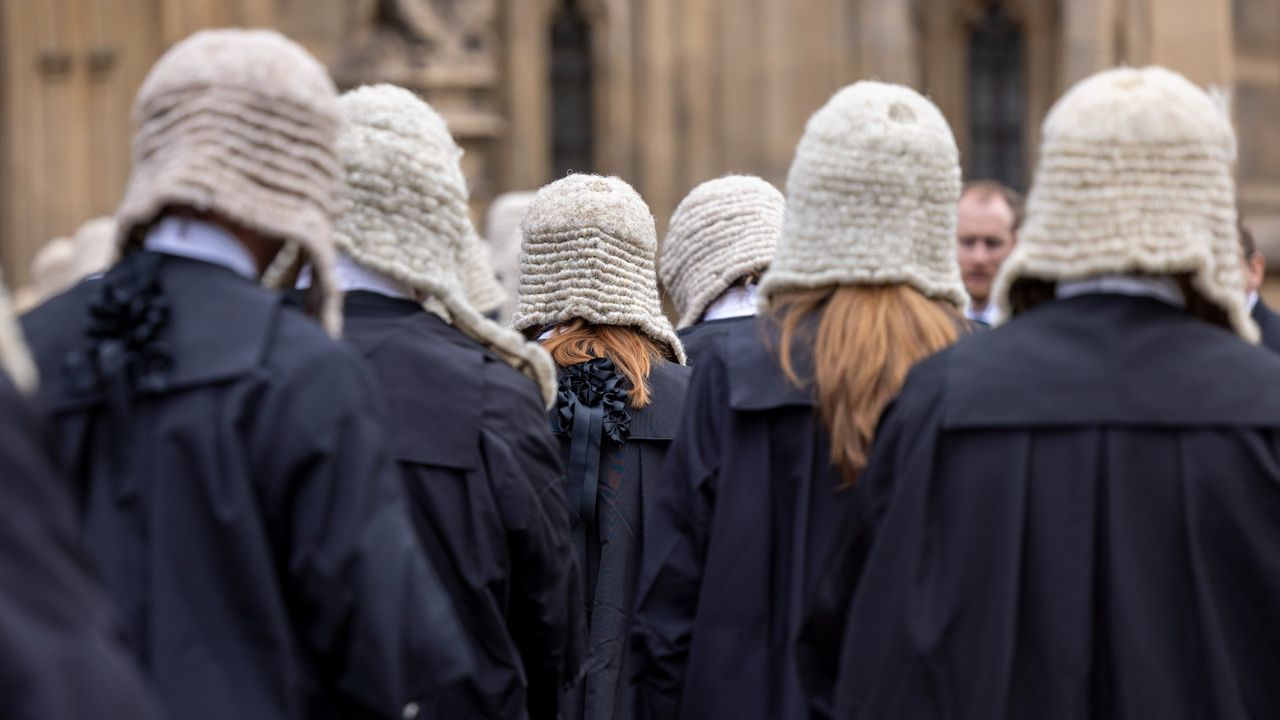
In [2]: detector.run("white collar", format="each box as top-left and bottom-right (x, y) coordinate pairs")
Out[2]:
(538, 325), (565, 341)
(1248, 291), (1259, 313)
(143, 216), (258, 280)
(702, 284), (760, 322)
(963, 302), (1000, 326)
(298, 252), (415, 301)
(1056, 275), (1186, 308)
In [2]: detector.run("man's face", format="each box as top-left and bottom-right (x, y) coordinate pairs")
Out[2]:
(1241, 249), (1265, 297)
(956, 194), (1017, 307)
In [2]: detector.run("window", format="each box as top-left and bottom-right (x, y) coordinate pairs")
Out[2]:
(967, 3), (1025, 191)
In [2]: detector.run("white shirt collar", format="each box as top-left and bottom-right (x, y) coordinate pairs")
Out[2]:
(143, 216), (258, 280)
(1247, 291), (1259, 312)
(297, 252), (415, 301)
(702, 284), (760, 322)
(963, 302), (1000, 326)
(1056, 275), (1186, 308)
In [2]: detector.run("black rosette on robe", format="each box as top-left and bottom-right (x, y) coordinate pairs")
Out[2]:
(64, 251), (174, 396)
(551, 357), (631, 527)
(63, 251), (174, 500)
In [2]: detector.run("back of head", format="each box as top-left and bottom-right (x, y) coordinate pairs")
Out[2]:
(334, 84), (555, 404)
(994, 66), (1249, 339)
(515, 173), (685, 364)
(761, 80), (967, 309)
(764, 81), (966, 485)
(115, 29), (344, 335)
(72, 216), (118, 279)
(29, 237), (78, 304)
(0, 268), (37, 394)
(484, 191), (536, 324)
(661, 175), (784, 328)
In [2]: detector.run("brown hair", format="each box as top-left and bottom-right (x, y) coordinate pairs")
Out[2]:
(771, 284), (961, 486)
(541, 319), (670, 408)
(961, 179), (1024, 231)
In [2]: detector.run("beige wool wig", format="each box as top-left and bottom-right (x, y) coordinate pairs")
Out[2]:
(514, 173), (686, 364)
(333, 84), (556, 404)
(760, 81), (967, 309)
(660, 175), (783, 329)
(115, 29), (345, 336)
(0, 270), (37, 394)
(993, 66), (1252, 340)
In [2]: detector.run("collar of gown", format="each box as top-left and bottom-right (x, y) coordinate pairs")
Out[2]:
(143, 216), (258, 280)
(964, 301), (1000, 326)
(702, 283), (759, 322)
(297, 252), (415, 301)
(1056, 275), (1186, 308)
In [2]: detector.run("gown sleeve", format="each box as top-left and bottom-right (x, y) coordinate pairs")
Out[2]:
(0, 378), (163, 720)
(630, 349), (731, 719)
(795, 356), (945, 719)
(795, 396), (903, 719)
(490, 423), (587, 720)
(254, 348), (474, 717)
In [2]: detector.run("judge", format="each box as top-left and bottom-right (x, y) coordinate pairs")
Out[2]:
(318, 84), (584, 720)
(514, 174), (691, 720)
(800, 67), (1280, 719)
(0, 273), (160, 720)
(659, 175), (783, 364)
(21, 30), (471, 720)
(1240, 218), (1280, 351)
(632, 82), (968, 719)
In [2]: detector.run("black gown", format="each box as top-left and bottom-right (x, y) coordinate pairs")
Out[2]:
(340, 290), (585, 720)
(675, 316), (757, 366)
(800, 293), (1280, 720)
(1251, 297), (1280, 352)
(554, 358), (691, 720)
(0, 372), (162, 720)
(631, 315), (856, 719)
(21, 252), (473, 720)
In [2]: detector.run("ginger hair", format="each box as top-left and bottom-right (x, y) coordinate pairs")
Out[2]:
(771, 284), (961, 486)
(541, 319), (670, 408)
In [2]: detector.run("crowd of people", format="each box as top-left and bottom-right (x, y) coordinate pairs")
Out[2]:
(2, 25), (1279, 720)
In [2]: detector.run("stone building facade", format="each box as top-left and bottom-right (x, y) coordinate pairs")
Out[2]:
(1, 0), (1277, 288)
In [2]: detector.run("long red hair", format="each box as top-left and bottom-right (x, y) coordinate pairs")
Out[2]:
(771, 284), (960, 486)
(541, 319), (671, 408)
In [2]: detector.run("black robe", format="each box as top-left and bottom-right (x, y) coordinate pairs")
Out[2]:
(631, 315), (856, 719)
(340, 291), (585, 720)
(21, 253), (473, 720)
(0, 373), (162, 719)
(556, 359), (691, 720)
(676, 316), (756, 365)
(1251, 297), (1280, 352)
(800, 293), (1280, 720)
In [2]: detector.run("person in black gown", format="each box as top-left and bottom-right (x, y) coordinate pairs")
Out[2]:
(318, 84), (584, 720)
(800, 66), (1280, 720)
(21, 31), (471, 720)
(658, 175), (783, 364)
(631, 81), (970, 720)
(1239, 218), (1280, 351)
(513, 173), (691, 720)
(0, 274), (162, 720)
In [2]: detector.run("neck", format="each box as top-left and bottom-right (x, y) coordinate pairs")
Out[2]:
(143, 215), (260, 280)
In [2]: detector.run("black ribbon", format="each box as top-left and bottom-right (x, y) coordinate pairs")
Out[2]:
(551, 358), (631, 527)
(63, 252), (174, 502)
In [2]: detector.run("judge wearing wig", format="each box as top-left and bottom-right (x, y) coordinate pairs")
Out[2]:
(802, 67), (1280, 720)
(514, 173), (691, 720)
(632, 81), (968, 720)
